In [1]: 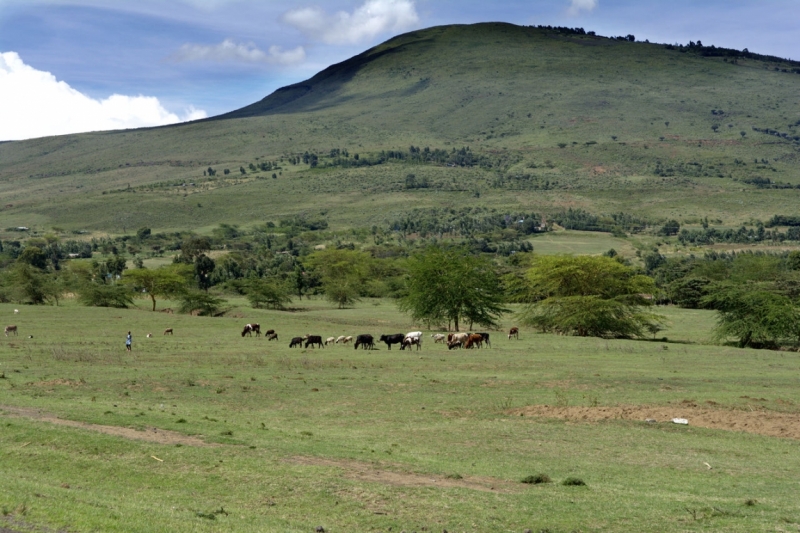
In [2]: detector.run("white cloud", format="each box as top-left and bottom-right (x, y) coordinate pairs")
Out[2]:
(567, 0), (598, 16)
(0, 52), (206, 141)
(283, 0), (419, 45)
(172, 39), (306, 65)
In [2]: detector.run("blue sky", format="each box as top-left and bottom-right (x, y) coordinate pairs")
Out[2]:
(1, 0), (798, 140)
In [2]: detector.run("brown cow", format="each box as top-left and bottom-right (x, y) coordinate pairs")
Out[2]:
(508, 326), (519, 340)
(4, 325), (17, 337)
(465, 334), (483, 349)
(163, 328), (173, 335)
(266, 333), (278, 341)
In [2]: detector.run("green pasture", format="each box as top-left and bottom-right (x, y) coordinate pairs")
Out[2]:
(1, 300), (799, 532)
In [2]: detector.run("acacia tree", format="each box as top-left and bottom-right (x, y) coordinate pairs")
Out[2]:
(399, 246), (507, 331)
(245, 278), (292, 310)
(305, 249), (372, 308)
(123, 266), (190, 311)
(701, 284), (800, 348)
(520, 255), (661, 338)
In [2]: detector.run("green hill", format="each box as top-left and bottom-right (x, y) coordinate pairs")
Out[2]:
(0, 22), (799, 235)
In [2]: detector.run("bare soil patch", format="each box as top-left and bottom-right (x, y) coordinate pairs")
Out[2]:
(0, 405), (214, 447)
(288, 456), (516, 493)
(511, 405), (800, 440)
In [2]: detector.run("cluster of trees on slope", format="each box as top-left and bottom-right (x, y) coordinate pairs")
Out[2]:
(645, 250), (800, 348)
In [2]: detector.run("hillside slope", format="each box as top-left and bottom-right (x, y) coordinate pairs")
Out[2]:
(0, 23), (798, 233)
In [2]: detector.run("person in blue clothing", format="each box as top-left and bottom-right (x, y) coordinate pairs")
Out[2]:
(126, 331), (132, 352)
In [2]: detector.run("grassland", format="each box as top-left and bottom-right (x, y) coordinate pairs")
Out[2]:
(1, 299), (799, 532)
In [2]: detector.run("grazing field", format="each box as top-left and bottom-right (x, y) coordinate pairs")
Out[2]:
(1, 300), (799, 532)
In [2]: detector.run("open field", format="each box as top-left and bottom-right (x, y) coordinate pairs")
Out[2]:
(1, 300), (799, 532)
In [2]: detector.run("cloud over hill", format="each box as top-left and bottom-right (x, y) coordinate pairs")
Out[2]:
(0, 51), (206, 141)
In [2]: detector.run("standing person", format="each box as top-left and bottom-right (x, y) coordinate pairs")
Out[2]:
(126, 331), (132, 352)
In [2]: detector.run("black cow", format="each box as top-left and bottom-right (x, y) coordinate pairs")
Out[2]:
(354, 334), (374, 350)
(379, 333), (404, 350)
(305, 335), (324, 349)
(477, 332), (491, 348)
(289, 336), (304, 348)
(265, 329), (275, 336)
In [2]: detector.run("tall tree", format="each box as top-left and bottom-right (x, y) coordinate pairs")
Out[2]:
(702, 284), (800, 348)
(123, 266), (190, 311)
(519, 255), (661, 338)
(399, 246), (507, 331)
(305, 249), (372, 308)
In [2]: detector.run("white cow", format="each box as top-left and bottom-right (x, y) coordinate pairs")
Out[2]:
(325, 337), (336, 346)
(335, 335), (347, 344)
(431, 333), (446, 344)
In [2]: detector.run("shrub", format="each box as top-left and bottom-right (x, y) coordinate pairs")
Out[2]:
(562, 477), (586, 486)
(521, 473), (552, 484)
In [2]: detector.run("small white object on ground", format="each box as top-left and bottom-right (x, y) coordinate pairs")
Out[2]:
(672, 418), (689, 425)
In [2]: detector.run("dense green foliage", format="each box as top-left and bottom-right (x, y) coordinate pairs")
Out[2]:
(399, 246), (507, 331)
(520, 255), (661, 338)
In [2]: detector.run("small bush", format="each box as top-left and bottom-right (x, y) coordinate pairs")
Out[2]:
(562, 477), (586, 486)
(521, 473), (551, 484)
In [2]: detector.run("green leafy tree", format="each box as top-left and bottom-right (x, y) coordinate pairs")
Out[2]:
(659, 219), (681, 236)
(77, 283), (134, 308)
(5, 263), (56, 304)
(194, 254), (216, 291)
(123, 266), (190, 311)
(305, 249), (373, 308)
(701, 284), (800, 348)
(519, 255), (661, 338)
(178, 290), (227, 316)
(668, 277), (711, 308)
(399, 246), (507, 331)
(245, 279), (292, 310)
(17, 247), (48, 270)
(175, 237), (211, 264)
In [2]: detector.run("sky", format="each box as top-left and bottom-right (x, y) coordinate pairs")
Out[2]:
(1, 0), (798, 141)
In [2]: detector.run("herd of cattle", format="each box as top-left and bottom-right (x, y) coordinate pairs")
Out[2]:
(240, 323), (521, 350)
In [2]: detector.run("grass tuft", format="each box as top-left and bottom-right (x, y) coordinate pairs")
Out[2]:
(561, 477), (586, 486)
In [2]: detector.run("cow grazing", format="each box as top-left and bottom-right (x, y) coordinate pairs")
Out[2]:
(402, 336), (422, 351)
(450, 332), (469, 347)
(465, 334), (483, 349)
(354, 334), (374, 350)
(146, 333), (153, 338)
(289, 337), (304, 348)
(379, 333), (404, 350)
(342, 336), (354, 345)
(431, 333), (446, 344)
(508, 326), (519, 340)
(266, 332), (278, 341)
(4, 325), (17, 337)
(335, 335), (346, 344)
(241, 323), (261, 337)
(265, 329), (275, 336)
(477, 332), (491, 347)
(164, 328), (173, 335)
(305, 335), (324, 349)
(447, 340), (462, 350)
(325, 337), (336, 346)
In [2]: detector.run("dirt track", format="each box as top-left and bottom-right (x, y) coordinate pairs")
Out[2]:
(0, 405), (214, 447)
(510, 404), (800, 440)
(288, 456), (517, 493)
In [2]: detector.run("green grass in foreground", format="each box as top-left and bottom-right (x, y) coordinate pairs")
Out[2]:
(1, 299), (799, 532)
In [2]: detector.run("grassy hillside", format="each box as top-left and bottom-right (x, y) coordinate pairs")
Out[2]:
(0, 22), (799, 235)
